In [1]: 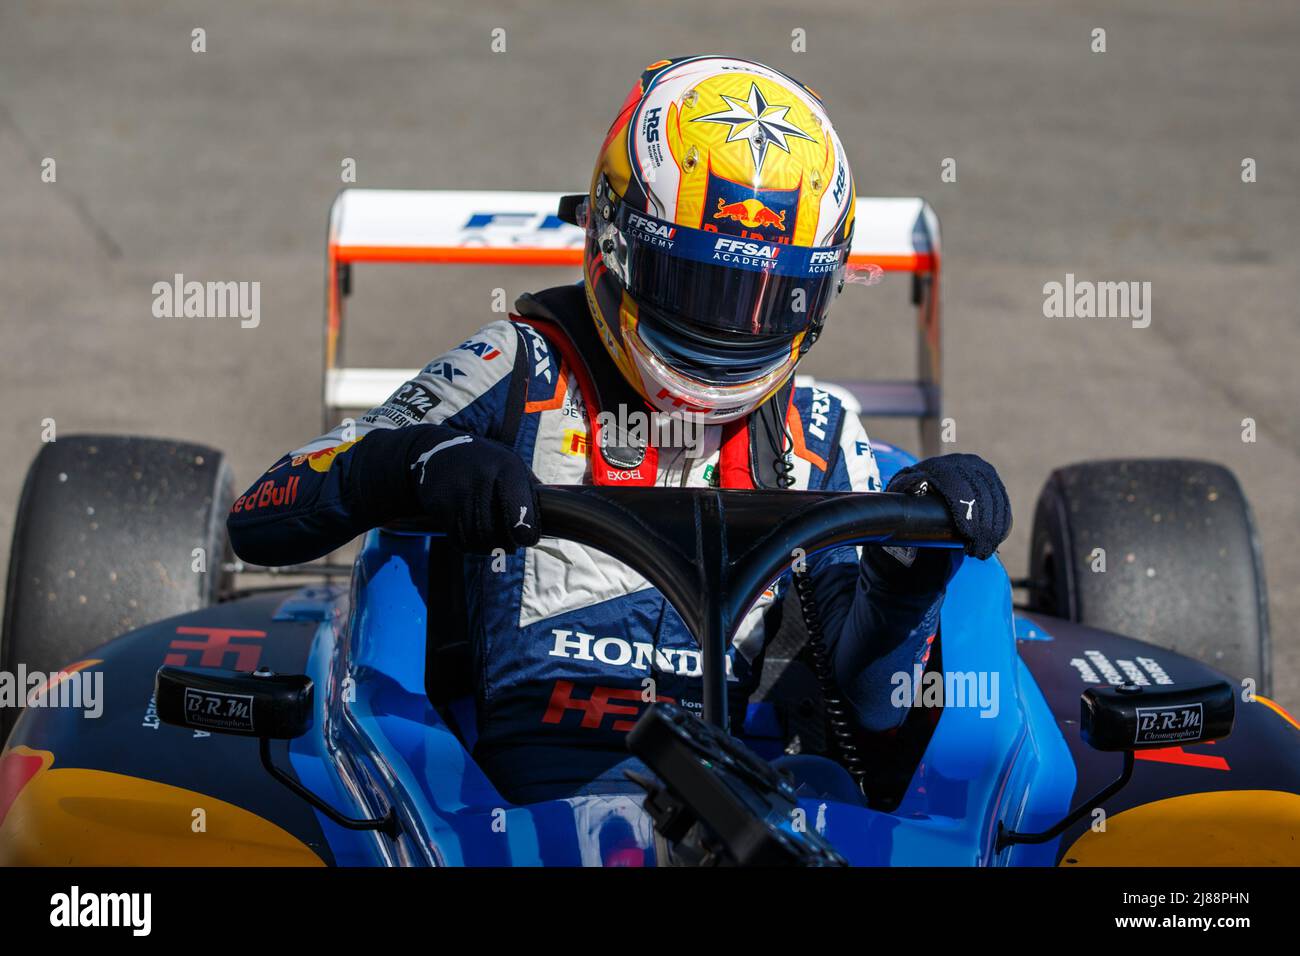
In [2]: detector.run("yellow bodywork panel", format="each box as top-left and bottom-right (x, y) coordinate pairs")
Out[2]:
(0, 747), (325, 866)
(1062, 790), (1300, 866)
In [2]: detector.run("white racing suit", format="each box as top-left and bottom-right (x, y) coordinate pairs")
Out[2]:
(227, 285), (953, 802)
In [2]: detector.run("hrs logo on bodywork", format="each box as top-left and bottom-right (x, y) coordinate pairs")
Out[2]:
(1135, 702), (1203, 745)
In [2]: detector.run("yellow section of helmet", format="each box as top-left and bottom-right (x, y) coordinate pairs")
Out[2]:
(591, 115), (635, 209)
(591, 69), (852, 247)
(668, 74), (835, 245)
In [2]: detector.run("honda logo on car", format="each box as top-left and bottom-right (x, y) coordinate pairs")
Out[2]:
(549, 628), (734, 678)
(713, 236), (780, 267)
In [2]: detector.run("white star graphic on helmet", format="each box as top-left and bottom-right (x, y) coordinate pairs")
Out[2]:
(691, 82), (816, 175)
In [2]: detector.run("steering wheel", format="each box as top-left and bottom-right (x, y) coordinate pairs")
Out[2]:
(538, 486), (959, 726)
(397, 486), (959, 725)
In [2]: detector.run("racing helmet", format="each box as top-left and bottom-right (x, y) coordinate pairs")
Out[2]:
(577, 56), (855, 424)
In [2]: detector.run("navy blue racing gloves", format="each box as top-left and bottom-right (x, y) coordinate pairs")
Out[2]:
(886, 453), (1012, 560)
(857, 454), (1011, 599)
(227, 424), (540, 566)
(407, 427), (541, 553)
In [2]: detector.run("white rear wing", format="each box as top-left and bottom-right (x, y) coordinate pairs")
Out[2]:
(324, 189), (942, 453)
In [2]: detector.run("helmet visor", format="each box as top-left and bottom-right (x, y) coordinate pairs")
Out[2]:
(595, 205), (850, 338)
(634, 305), (797, 387)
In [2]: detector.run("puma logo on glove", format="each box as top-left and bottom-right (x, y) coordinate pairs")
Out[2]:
(407, 427), (541, 554)
(410, 434), (475, 484)
(887, 453), (1012, 560)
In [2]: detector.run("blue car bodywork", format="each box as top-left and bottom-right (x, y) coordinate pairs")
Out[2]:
(4, 440), (1295, 867)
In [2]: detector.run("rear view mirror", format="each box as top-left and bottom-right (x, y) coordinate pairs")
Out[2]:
(155, 665), (313, 739)
(1081, 680), (1235, 752)
(998, 678), (1235, 851)
(153, 664), (397, 835)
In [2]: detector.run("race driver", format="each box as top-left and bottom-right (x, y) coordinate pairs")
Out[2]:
(227, 56), (1011, 804)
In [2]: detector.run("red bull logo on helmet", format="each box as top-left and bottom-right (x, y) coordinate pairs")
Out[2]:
(713, 197), (786, 231)
(700, 176), (799, 243)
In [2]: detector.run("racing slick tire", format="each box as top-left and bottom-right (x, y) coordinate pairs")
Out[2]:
(1027, 458), (1270, 694)
(2, 435), (235, 739)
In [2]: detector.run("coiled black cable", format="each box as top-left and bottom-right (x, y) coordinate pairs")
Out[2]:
(792, 567), (867, 791)
(773, 456), (796, 489)
(767, 412), (797, 490)
(770, 416), (865, 789)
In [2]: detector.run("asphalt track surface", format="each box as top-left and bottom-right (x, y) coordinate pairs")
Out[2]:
(1, 1), (1297, 710)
